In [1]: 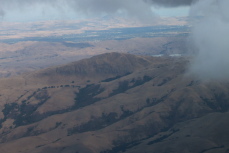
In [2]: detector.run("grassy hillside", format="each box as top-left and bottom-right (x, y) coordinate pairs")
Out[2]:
(0, 52), (229, 153)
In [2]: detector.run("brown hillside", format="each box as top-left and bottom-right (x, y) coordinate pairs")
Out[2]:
(0, 52), (229, 153)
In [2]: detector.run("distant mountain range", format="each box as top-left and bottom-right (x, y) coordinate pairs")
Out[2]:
(0, 52), (229, 153)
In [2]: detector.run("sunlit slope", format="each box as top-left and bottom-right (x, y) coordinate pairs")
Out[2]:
(0, 52), (229, 153)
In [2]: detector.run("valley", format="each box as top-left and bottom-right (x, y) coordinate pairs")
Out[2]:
(0, 17), (189, 78)
(0, 36), (188, 78)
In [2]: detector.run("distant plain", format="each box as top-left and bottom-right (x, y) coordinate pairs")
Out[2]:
(0, 17), (190, 77)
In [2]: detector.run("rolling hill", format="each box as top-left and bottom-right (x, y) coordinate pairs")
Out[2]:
(0, 52), (229, 153)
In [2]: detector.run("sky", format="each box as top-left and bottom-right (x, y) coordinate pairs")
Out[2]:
(0, 0), (191, 22)
(152, 6), (189, 17)
(2, 6), (190, 22)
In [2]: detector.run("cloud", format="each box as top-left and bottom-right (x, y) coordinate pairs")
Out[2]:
(0, 0), (159, 22)
(0, 9), (4, 17)
(68, 0), (157, 22)
(146, 0), (196, 7)
(0, 0), (195, 21)
(188, 0), (229, 80)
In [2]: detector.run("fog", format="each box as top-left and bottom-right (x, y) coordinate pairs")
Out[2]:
(188, 0), (229, 80)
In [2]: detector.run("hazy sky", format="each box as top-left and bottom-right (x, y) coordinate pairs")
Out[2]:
(152, 6), (189, 17)
(2, 6), (190, 22)
(0, 0), (191, 22)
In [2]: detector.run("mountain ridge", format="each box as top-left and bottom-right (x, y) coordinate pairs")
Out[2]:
(0, 52), (229, 153)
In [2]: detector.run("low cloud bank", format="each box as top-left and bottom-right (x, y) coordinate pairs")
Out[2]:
(188, 0), (229, 80)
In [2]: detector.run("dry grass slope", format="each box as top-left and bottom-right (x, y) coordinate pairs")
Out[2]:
(0, 52), (228, 153)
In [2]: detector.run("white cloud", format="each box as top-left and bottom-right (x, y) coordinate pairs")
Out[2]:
(189, 0), (229, 80)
